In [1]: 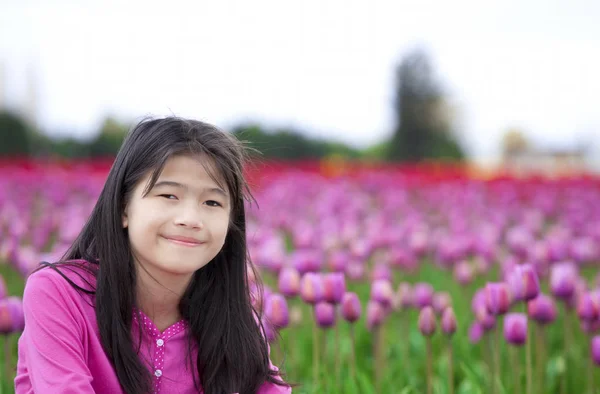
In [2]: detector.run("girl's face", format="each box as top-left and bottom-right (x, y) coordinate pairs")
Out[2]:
(122, 154), (231, 280)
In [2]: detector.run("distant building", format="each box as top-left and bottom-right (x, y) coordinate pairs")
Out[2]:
(503, 145), (590, 176)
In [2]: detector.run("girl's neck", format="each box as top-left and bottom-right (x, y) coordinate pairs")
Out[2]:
(134, 264), (192, 332)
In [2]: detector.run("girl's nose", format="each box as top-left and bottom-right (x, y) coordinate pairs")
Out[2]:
(174, 207), (204, 229)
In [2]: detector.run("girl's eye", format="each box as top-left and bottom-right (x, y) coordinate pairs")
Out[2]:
(159, 194), (178, 200)
(205, 200), (222, 207)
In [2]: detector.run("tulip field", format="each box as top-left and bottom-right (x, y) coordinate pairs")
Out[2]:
(2, 159), (600, 393)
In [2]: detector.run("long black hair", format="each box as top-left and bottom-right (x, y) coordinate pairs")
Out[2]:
(39, 117), (286, 394)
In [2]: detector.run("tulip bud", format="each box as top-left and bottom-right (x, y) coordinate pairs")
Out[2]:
(485, 282), (511, 316)
(592, 336), (600, 366)
(418, 306), (437, 337)
(508, 264), (540, 302)
(278, 267), (300, 298)
(0, 296), (24, 334)
(370, 279), (394, 308)
(527, 293), (557, 325)
(371, 263), (392, 282)
(577, 292), (599, 321)
(264, 294), (289, 329)
(341, 292), (361, 323)
(413, 283), (434, 309)
(504, 313), (527, 346)
(314, 301), (336, 328)
(323, 272), (346, 304)
(366, 300), (385, 331)
(441, 307), (457, 336)
(468, 321), (484, 343)
(453, 261), (474, 285)
(433, 292), (452, 314)
(300, 272), (324, 305)
(550, 262), (578, 300)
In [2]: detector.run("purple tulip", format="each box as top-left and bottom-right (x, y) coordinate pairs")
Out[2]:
(577, 292), (599, 321)
(366, 300), (385, 331)
(432, 292), (452, 314)
(508, 264), (540, 302)
(371, 263), (393, 282)
(370, 279), (394, 308)
(323, 272), (346, 304)
(453, 261), (474, 285)
(341, 292), (361, 323)
(418, 306), (437, 337)
(413, 283), (434, 309)
(485, 282), (511, 316)
(468, 321), (484, 343)
(504, 313), (527, 346)
(0, 296), (24, 334)
(527, 293), (557, 325)
(441, 307), (457, 336)
(314, 301), (336, 328)
(300, 272), (324, 305)
(264, 294), (289, 329)
(592, 336), (600, 365)
(278, 267), (300, 298)
(550, 262), (578, 299)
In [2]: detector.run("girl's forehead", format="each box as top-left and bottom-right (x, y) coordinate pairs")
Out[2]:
(153, 154), (227, 187)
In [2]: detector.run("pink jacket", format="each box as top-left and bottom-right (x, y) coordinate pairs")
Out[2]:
(15, 266), (291, 394)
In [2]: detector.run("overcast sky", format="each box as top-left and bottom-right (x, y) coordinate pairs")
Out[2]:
(1, 0), (599, 162)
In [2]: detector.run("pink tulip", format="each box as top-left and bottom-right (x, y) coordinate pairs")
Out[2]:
(504, 313), (527, 346)
(550, 262), (578, 299)
(264, 294), (289, 329)
(341, 292), (362, 323)
(485, 282), (511, 316)
(366, 300), (385, 331)
(418, 306), (437, 337)
(300, 272), (324, 305)
(527, 293), (557, 325)
(278, 267), (300, 298)
(314, 302), (336, 328)
(370, 279), (394, 308)
(413, 283), (434, 309)
(323, 272), (346, 304)
(441, 307), (457, 336)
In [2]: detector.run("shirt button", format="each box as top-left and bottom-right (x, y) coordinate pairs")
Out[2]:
(156, 339), (164, 346)
(154, 369), (162, 377)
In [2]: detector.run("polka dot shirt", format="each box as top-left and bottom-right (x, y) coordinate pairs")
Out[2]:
(133, 311), (187, 394)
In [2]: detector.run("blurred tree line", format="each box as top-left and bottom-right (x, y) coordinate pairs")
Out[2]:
(0, 48), (464, 162)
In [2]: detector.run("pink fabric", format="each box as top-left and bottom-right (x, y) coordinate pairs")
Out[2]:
(15, 267), (291, 394)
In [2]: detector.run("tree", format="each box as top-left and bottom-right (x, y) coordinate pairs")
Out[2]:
(88, 116), (130, 157)
(387, 49), (465, 162)
(0, 111), (31, 156)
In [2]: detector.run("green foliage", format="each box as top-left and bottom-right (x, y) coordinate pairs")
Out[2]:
(0, 111), (31, 156)
(87, 117), (129, 157)
(232, 124), (362, 160)
(388, 49), (465, 162)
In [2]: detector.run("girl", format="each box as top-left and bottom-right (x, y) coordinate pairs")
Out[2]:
(15, 117), (292, 394)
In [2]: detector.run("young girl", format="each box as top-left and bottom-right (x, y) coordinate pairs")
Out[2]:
(15, 117), (292, 394)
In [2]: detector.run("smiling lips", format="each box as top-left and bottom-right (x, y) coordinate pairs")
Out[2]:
(163, 235), (205, 247)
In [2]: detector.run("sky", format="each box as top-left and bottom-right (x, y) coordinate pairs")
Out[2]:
(1, 0), (599, 163)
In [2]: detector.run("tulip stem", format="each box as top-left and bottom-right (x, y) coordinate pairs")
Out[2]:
(448, 338), (454, 394)
(589, 343), (595, 394)
(535, 324), (546, 394)
(526, 320), (532, 394)
(349, 324), (357, 387)
(487, 333), (496, 394)
(374, 325), (384, 393)
(511, 346), (520, 394)
(562, 303), (571, 394)
(426, 337), (433, 394)
(4, 334), (11, 383)
(335, 322), (341, 388)
(312, 310), (320, 389)
(494, 325), (501, 393)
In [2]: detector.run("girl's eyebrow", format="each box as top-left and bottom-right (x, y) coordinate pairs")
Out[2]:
(153, 180), (228, 197)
